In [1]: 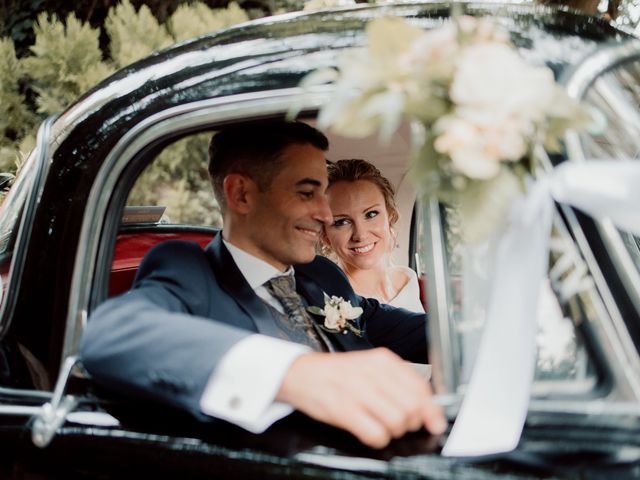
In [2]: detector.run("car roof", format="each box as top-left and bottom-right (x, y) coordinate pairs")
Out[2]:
(51, 2), (625, 156)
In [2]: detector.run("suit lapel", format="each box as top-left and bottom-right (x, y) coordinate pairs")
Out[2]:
(295, 269), (372, 352)
(205, 236), (284, 339)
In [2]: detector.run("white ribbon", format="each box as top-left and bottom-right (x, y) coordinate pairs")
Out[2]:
(442, 160), (640, 457)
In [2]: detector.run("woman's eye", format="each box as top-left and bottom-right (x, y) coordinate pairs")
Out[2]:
(365, 210), (379, 219)
(299, 191), (313, 199)
(333, 218), (350, 227)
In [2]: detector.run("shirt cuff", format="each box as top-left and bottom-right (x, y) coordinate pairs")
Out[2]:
(200, 334), (311, 433)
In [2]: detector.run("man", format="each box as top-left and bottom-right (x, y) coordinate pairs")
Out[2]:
(81, 121), (446, 449)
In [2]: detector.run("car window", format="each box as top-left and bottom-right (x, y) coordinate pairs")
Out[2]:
(126, 132), (222, 227)
(416, 201), (598, 396)
(576, 57), (640, 272)
(0, 153), (37, 310)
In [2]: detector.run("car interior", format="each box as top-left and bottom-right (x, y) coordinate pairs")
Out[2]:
(110, 119), (424, 302)
(104, 114), (597, 402)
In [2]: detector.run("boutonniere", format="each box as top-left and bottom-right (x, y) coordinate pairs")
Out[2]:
(307, 292), (364, 337)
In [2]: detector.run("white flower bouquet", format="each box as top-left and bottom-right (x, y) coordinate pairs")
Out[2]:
(305, 15), (596, 242)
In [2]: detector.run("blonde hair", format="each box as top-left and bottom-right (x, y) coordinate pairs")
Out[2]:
(322, 159), (399, 257)
(327, 159), (399, 225)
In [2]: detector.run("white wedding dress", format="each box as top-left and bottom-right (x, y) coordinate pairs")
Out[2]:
(387, 266), (425, 313)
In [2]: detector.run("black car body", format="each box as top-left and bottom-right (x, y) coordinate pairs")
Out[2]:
(1, 2), (640, 478)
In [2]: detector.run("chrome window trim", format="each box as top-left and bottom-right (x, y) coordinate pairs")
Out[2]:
(0, 117), (55, 337)
(420, 198), (459, 394)
(562, 41), (640, 401)
(553, 203), (640, 402)
(63, 88), (332, 362)
(0, 119), (59, 416)
(537, 147), (640, 403)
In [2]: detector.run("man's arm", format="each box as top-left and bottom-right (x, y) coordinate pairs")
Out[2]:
(80, 289), (251, 418)
(277, 348), (447, 448)
(81, 241), (254, 418)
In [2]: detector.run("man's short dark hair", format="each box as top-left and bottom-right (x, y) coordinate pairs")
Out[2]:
(208, 121), (329, 210)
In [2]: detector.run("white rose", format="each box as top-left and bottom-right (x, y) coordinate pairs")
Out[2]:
(450, 147), (501, 180)
(323, 305), (343, 329)
(488, 122), (529, 161)
(338, 300), (364, 320)
(434, 116), (503, 179)
(408, 24), (459, 70)
(451, 42), (556, 122)
(433, 116), (481, 154)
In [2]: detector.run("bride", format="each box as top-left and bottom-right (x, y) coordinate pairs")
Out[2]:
(322, 158), (425, 313)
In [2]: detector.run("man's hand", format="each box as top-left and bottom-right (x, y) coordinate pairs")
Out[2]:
(276, 348), (447, 449)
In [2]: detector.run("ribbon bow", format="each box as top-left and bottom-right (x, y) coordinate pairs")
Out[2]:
(443, 159), (640, 457)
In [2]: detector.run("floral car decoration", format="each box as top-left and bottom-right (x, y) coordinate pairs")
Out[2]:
(305, 14), (595, 242)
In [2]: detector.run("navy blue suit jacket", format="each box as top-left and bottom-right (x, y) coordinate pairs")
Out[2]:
(81, 236), (428, 419)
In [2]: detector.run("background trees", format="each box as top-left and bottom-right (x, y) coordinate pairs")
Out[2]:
(0, 0), (266, 216)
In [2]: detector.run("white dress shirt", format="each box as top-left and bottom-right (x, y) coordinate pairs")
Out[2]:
(199, 240), (311, 433)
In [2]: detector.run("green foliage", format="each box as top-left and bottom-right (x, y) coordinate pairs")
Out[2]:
(21, 12), (113, 115)
(0, 38), (36, 173)
(127, 133), (222, 226)
(106, 0), (173, 68)
(168, 2), (249, 43)
(1, 1), (252, 223)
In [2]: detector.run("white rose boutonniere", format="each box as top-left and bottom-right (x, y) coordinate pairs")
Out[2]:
(307, 292), (364, 337)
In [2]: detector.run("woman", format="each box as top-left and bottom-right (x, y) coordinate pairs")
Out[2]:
(322, 159), (425, 313)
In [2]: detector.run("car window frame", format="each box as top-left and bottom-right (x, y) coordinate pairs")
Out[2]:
(561, 40), (640, 399)
(564, 40), (640, 318)
(0, 117), (55, 339)
(415, 40), (640, 416)
(0, 119), (58, 419)
(63, 88), (334, 363)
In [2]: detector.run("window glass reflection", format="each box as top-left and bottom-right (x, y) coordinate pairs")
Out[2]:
(579, 61), (640, 279)
(417, 201), (597, 396)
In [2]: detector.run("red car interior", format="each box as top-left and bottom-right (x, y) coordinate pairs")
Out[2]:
(109, 228), (428, 310)
(109, 230), (217, 297)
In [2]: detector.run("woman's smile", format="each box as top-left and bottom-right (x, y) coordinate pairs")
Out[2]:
(351, 242), (376, 254)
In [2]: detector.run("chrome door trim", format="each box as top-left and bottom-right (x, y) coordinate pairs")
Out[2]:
(421, 198), (459, 394)
(0, 117), (55, 337)
(0, 118), (59, 418)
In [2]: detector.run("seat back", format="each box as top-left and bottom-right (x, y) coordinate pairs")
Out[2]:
(110, 228), (217, 296)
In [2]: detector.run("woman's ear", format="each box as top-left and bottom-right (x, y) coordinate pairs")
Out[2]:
(223, 173), (257, 214)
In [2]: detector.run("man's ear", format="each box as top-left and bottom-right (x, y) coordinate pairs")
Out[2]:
(223, 173), (257, 214)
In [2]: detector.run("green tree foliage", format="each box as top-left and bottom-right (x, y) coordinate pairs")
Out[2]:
(168, 2), (248, 42)
(127, 133), (222, 226)
(0, 38), (36, 174)
(106, 0), (173, 68)
(22, 13), (114, 115)
(1, 1), (254, 221)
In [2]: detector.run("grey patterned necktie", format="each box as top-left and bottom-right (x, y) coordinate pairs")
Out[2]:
(264, 275), (331, 352)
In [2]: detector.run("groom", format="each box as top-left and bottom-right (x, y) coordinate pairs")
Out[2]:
(80, 120), (446, 448)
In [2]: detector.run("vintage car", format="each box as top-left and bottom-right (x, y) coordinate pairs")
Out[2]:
(1, 2), (640, 478)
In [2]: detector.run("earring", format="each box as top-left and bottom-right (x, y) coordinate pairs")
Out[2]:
(390, 226), (398, 250)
